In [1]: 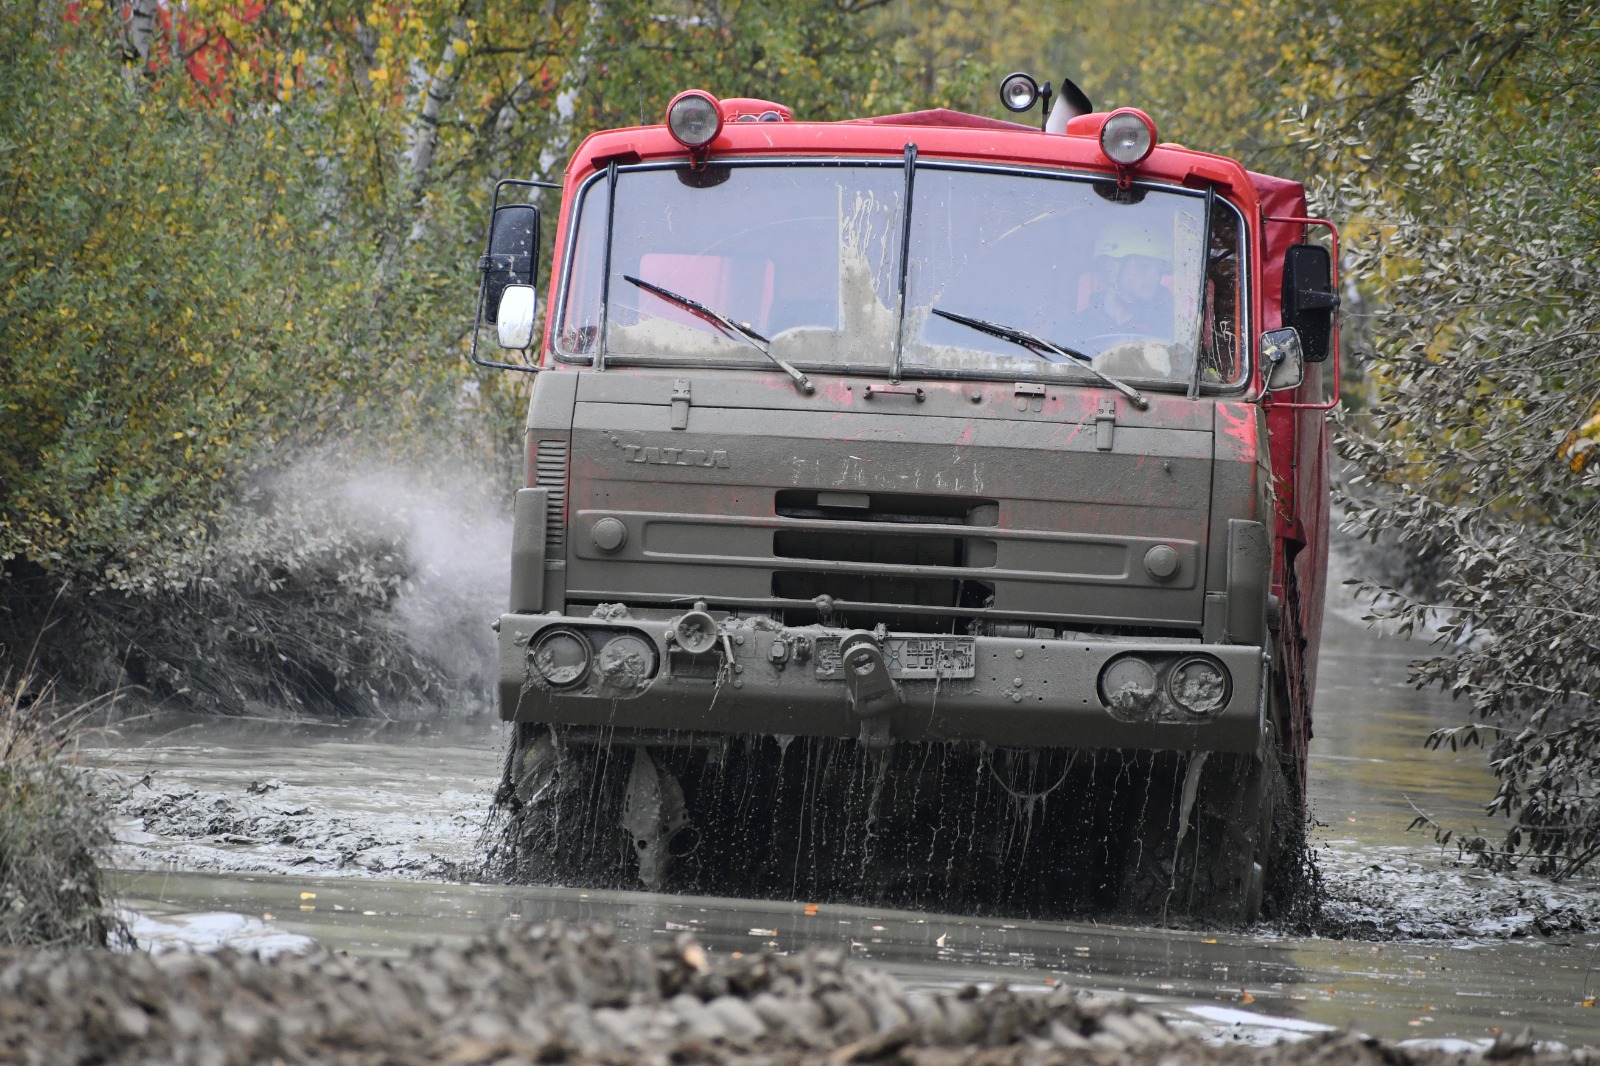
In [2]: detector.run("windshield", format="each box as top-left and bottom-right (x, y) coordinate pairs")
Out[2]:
(556, 162), (1245, 389)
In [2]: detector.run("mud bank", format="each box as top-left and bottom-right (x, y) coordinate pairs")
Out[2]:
(0, 922), (1582, 1065)
(1312, 844), (1600, 940)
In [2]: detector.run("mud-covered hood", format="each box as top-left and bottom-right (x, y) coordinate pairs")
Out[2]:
(555, 369), (1216, 631)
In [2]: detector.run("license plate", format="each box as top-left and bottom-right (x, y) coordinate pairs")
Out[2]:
(886, 637), (975, 679)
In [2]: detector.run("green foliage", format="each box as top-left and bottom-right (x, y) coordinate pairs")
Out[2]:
(1317, 0), (1600, 873)
(1126, 0), (1506, 171)
(0, 2), (465, 588)
(0, 1), (498, 709)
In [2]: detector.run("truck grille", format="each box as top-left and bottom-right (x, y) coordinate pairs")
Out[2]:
(768, 491), (999, 612)
(565, 471), (1204, 638)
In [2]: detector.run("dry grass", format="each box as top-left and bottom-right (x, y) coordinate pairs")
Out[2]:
(0, 667), (118, 947)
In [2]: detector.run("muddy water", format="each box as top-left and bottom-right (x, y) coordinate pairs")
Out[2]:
(85, 586), (1600, 1048)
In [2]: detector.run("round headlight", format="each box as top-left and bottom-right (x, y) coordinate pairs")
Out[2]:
(1100, 109), (1156, 167)
(595, 634), (656, 693)
(1100, 655), (1159, 717)
(1169, 656), (1229, 717)
(529, 628), (592, 688)
(666, 90), (722, 149)
(999, 72), (1040, 113)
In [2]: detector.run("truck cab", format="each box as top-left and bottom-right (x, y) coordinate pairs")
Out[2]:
(479, 85), (1337, 923)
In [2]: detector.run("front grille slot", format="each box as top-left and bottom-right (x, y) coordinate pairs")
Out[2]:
(775, 490), (998, 526)
(774, 530), (995, 568)
(772, 570), (994, 611)
(534, 439), (568, 555)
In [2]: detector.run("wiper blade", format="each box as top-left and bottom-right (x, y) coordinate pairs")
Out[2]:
(931, 307), (1149, 410)
(623, 275), (814, 394)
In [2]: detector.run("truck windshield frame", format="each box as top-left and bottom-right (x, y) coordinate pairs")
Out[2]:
(552, 158), (1249, 393)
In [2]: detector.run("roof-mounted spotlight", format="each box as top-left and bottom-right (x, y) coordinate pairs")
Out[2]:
(998, 71), (1054, 131)
(666, 90), (723, 164)
(1099, 107), (1157, 187)
(1000, 72), (1040, 113)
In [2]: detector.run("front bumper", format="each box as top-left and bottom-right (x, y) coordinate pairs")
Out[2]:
(497, 612), (1265, 753)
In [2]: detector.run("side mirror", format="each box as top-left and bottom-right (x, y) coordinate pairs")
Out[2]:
(479, 202), (540, 324)
(1261, 327), (1305, 392)
(1282, 243), (1337, 363)
(497, 285), (538, 349)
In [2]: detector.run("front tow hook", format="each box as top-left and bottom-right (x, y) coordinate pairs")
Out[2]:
(839, 631), (902, 717)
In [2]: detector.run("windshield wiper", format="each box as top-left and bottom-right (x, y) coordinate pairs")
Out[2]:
(931, 307), (1149, 410)
(622, 275), (814, 394)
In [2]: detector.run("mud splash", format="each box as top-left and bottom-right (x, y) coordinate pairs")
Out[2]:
(489, 728), (1302, 927)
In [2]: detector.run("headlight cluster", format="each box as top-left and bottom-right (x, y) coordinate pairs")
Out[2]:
(1097, 652), (1230, 722)
(528, 627), (658, 694)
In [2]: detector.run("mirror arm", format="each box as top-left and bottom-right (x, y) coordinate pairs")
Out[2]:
(470, 274), (540, 373)
(479, 253), (533, 274)
(1263, 215), (1341, 412)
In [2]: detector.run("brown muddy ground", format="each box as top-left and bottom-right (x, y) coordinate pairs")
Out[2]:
(1, 921), (1587, 1066)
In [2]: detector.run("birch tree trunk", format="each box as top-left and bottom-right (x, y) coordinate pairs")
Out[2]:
(534, 0), (606, 186)
(119, 0), (160, 89)
(401, 14), (471, 244)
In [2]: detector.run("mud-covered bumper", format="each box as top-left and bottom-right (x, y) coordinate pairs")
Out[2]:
(497, 613), (1265, 753)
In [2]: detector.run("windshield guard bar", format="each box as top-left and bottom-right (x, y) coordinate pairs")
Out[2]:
(1263, 215), (1340, 412)
(471, 177), (562, 375)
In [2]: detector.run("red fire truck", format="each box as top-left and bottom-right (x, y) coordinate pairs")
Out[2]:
(475, 75), (1338, 923)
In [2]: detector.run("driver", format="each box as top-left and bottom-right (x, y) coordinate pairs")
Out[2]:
(1082, 222), (1175, 341)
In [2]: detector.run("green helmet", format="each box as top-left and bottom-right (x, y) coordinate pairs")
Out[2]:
(1094, 222), (1170, 261)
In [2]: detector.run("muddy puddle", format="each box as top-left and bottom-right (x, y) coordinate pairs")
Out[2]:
(112, 865), (1600, 1046)
(81, 570), (1600, 1048)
